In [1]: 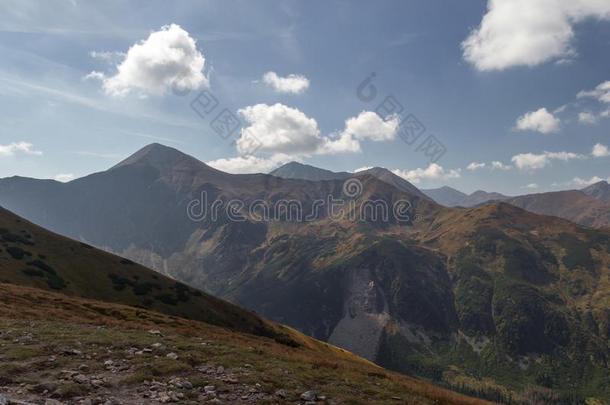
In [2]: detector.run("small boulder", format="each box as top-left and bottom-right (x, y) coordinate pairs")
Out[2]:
(73, 374), (89, 384)
(300, 390), (317, 401)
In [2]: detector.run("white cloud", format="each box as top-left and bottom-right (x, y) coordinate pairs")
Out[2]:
(592, 143), (610, 157)
(354, 166), (372, 173)
(54, 173), (75, 182)
(83, 71), (105, 81)
(322, 111), (400, 154)
(93, 24), (208, 97)
(89, 51), (125, 64)
(206, 154), (291, 174)
(515, 108), (560, 134)
(491, 161), (512, 170)
(321, 131), (362, 154)
(235, 106), (397, 158)
(578, 80), (610, 103)
(262, 71), (310, 94)
(578, 111), (598, 124)
(392, 164), (461, 184)
(467, 162), (486, 171)
(342, 111), (400, 142)
(462, 0), (610, 71)
(211, 106), (402, 175)
(236, 103), (324, 156)
(0, 142), (42, 157)
(511, 151), (584, 170)
(571, 176), (606, 186)
(466, 160), (512, 171)
(523, 183), (539, 189)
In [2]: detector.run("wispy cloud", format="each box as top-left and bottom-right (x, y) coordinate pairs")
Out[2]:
(0, 74), (203, 130)
(72, 151), (123, 159)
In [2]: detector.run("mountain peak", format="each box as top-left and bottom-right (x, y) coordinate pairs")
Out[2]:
(111, 143), (212, 173)
(581, 179), (610, 203)
(270, 162), (351, 181)
(586, 180), (609, 187)
(356, 167), (430, 200)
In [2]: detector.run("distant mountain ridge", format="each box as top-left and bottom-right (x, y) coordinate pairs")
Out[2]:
(505, 189), (610, 229)
(423, 182), (610, 228)
(270, 161), (431, 201)
(422, 186), (509, 207)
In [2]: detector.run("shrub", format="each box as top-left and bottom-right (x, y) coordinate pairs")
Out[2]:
(26, 259), (56, 275)
(46, 274), (67, 290)
(155, 294), (178, 306)
(22, 268), (44, 277)
(6, 246), (31, 260)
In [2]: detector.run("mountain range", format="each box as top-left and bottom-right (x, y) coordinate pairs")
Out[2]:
(271, 161), (610, 229)
(1, 143), (609, 403)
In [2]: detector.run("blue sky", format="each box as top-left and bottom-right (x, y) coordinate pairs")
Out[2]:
(0, 0), (609, 194)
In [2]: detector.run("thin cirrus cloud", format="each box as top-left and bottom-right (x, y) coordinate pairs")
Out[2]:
(86, 24), (208, 97)
(0, 142), (42, 157)
(462, 0), (610, 71)
(578, 80), (610, 104)
(207, 104), (400, 174)
(262, 71), (310, 94)
(515, 108), (560, 134)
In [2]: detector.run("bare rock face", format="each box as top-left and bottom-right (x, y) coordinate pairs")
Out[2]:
(328, 267), (390, 361)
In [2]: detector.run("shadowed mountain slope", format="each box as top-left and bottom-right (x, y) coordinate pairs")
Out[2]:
(0, 205), (288, 341)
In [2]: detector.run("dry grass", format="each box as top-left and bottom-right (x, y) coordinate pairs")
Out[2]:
(0, 282), (492, 405)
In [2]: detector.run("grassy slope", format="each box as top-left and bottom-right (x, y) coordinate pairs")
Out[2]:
(0, 283), (491, 405)
(0, 206), (289, 342)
